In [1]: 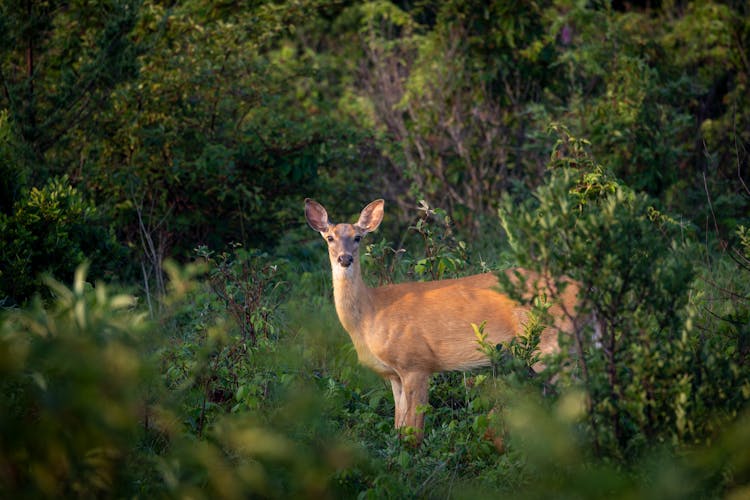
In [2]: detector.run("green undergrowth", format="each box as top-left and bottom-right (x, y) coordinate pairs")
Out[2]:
(2, 163), (749, 497)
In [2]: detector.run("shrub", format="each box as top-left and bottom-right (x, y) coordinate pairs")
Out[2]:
(0, 266), (148, 497)
(0, 175), (126, 305)
(498, 128), (701, 457)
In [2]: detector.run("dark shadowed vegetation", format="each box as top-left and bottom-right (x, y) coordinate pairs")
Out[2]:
(1, 0), (749, 497)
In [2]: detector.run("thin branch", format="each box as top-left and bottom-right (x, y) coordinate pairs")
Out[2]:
(701, 305), (746, 326)
(733, 103), (750, 197)
(140, 260), (154, 319)
(701, 163), (721, 239)
(728, 247), (750, 273)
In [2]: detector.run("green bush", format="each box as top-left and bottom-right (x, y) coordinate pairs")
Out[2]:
(1, 223), (748, 498)
(0, 266), (148, 498)
(497, 129), (749, 458)
(155, 248), (289, 437)
(0, 262), (365, 498)
(501, 131), (702, 457)
(146, 257), (371, 499)
(688, 223), (750, 438)
(0, 175), (126, 305)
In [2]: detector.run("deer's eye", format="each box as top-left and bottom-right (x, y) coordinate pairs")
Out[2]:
(354, 235), (362, 243)
(327, 235), (334, 242)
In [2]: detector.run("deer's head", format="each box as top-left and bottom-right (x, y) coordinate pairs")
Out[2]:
(305, 199), (384, 279)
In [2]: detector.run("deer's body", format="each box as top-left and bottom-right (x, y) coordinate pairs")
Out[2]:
(306, 199), (580, 437)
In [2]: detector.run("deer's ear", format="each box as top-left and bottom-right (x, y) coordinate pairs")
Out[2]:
(356, 199), (384, 234)
(305, 199), (331, 233)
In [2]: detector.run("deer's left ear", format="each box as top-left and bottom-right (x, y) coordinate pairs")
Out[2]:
(305, 199), (331, 233)
(356, 199), (384, 234)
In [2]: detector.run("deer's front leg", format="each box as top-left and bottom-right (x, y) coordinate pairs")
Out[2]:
(389, 375), (405, 428)
(401, 371), (430, 441)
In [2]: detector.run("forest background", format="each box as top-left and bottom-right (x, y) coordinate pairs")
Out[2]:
(1, 0), (749, 498)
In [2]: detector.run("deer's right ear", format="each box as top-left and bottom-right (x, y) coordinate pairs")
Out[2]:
(305, 198), (331, 233)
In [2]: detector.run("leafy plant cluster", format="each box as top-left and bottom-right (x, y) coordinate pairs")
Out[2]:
(408, 200), (469, 281)
(0, 175), (125, 305)
(500, 130), (747, 461)
(0, 267), (148, 498)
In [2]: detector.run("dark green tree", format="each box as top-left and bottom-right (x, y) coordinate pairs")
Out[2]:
(0, 0), (140, 179)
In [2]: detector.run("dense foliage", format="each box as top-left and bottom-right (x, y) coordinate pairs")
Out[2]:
(1, 0), (749, 497)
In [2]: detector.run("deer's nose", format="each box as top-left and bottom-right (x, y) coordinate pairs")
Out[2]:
(337, 254), (353, 267)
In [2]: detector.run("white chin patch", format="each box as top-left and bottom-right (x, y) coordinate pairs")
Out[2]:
(332, 262), (354, 280)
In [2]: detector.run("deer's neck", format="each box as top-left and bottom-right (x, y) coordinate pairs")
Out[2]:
(331, 259), (373, 336)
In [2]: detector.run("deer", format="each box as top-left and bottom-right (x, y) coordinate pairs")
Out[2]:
(305, 198), (581, 441)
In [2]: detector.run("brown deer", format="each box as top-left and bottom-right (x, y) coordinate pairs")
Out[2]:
(305, 198), (580, 440)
